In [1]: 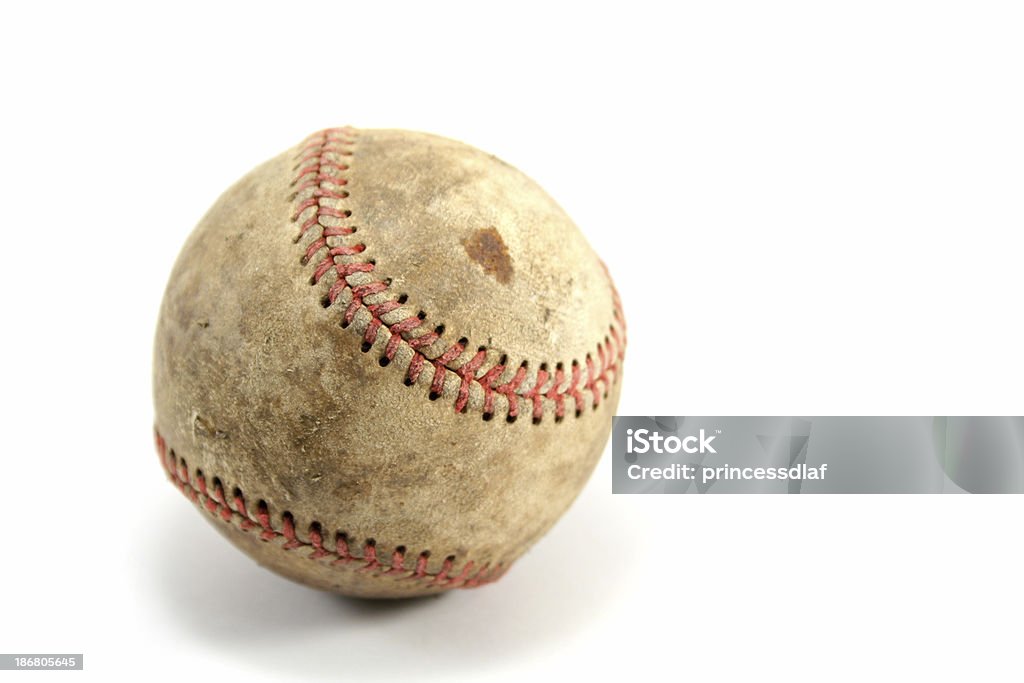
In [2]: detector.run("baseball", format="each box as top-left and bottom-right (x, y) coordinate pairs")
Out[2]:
(153, 127), (626, 598)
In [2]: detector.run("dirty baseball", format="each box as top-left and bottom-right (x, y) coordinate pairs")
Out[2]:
(152, 127), (626, 598)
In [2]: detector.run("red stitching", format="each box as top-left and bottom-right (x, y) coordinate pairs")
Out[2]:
(382, 547), (403, 575)
(333, 534), (353, 564)
(308, 524), (329, 559)
(358, 540), (380, 573)
(455, 348), (487, 413)
(154, 429), (504, 590)
(289, 128), (626, 424)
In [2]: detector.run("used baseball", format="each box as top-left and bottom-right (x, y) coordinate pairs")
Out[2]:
(153, 127), (626, 598)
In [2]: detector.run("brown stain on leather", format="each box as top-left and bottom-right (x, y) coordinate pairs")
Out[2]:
(462, 227), (513, 284)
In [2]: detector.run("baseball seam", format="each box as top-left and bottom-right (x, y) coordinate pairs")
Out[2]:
(290, 127), (626, 425)
(155, 430), (505, 589)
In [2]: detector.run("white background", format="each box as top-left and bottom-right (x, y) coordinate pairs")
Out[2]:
(1, 2), (1022, 681)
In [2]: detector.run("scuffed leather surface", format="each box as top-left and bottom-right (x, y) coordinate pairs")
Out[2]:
(153, 128), (624, 597)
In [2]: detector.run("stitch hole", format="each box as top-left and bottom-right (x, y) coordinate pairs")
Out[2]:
(403, 376), (415, 387)
(532, 416), (542, 426)
(555, 414), (564, 423)
(506, 414), (517, 424)
(499, 354), (508, 366)
(378, 355), (391, 367)
(365, 538), (377, 549)
(212, 476), (223, 492)
(428, 390), (441, 401)
(397, 294), (409, 304)
(483, 411), (494, 421)
(309, 521), (322, 536)
(540, 362), (548, 372)
(360, 341), (373, 353)
(417, 311), (427, 320)
(478, 345), (487, 353)
(395, 545), (406, 555)
(320, 296), (332, 308)
(340, 319), (350, 329)
(434, 324), (445, 335)
(457, 336), (469, 347)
